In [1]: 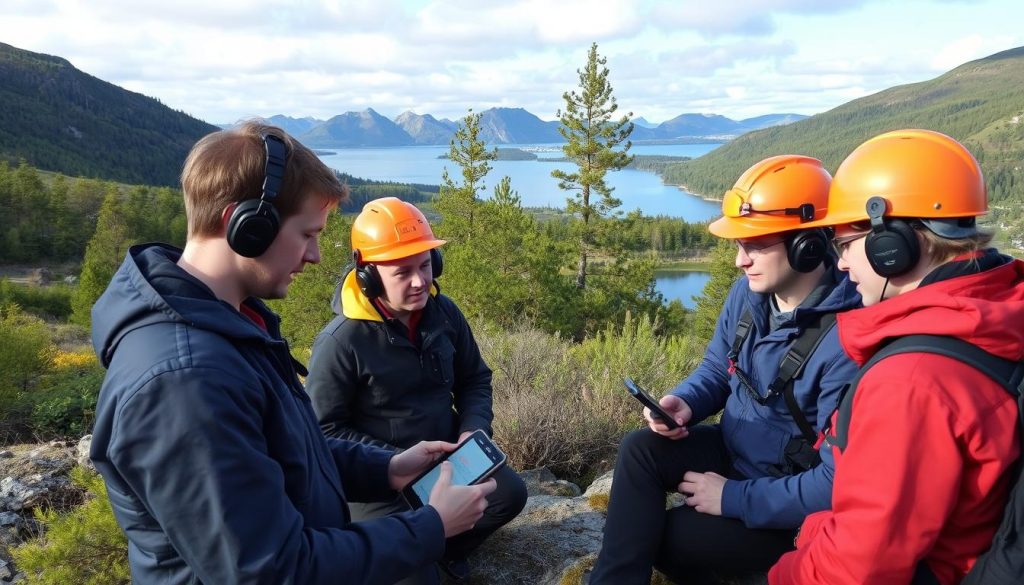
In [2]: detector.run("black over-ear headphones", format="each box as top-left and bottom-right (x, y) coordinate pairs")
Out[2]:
(864, 196), (920, 277)
(226, 134), (287, 257)
(353, 248), (444, 300)
(785, 229), (829, 273)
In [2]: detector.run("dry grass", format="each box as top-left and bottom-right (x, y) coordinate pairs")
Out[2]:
(478, 315), (705, 485)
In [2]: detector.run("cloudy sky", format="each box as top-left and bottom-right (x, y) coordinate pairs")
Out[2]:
(1, 0), (1021, 125)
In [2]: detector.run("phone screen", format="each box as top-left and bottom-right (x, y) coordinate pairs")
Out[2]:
(411, 437), (495, 505)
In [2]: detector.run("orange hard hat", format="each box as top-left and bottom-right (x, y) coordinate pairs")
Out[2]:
(351, 197), (446, 262)
(816, 129), (987, 228)
(708, 155), (832, 239)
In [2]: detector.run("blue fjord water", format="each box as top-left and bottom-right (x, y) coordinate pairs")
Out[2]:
(318, 143), (720, 307)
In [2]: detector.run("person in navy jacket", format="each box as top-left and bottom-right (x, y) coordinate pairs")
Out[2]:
(89, 121), (495, 585)
(589, 155), (861, 584)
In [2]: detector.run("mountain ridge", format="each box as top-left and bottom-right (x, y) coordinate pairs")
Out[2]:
(296, 108), (807, 147)
(0, 42), (218, 186)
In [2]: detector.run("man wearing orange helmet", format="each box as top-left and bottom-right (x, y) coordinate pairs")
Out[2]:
(590, 156), (861, 584)
(769, 130), (1024, 584)
(306, 197), (527, 584)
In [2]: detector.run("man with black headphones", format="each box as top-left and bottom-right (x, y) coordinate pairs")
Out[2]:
(589, 155), (861, 584)
(306, 197), (527, 584)
(89, 123), (495, 585)
(769, 130), (1024, 584)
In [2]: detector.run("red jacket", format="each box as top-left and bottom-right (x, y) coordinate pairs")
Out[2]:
(770, 256), (1024, 585)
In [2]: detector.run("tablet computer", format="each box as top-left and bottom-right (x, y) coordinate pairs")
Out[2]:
(401, 430), (507, 509)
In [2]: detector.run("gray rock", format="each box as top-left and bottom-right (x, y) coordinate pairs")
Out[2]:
(76, 435), (94, 471)
(464, 486), (608, 584)
(0, 452), (12, 460)
(0, 512), (19, 527)
(520, 467), (582, 498)
(0, 478), (23, 501)
(0, 559), (13, 581)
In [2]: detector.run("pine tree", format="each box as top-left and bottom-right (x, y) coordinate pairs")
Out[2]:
(71, 186), (130, 327)
(11, 467), (130, 585)
(49, 175), (77, 260)
(11, 161), (50, 261)
(434, 109), (496, 242)
(691, 240), (740, 345)
(553, 42), (634, 289)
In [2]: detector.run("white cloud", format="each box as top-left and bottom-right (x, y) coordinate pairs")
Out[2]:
(650, 0), (870, 36)
(0, 0), (1021, 124)
(929, 34), (1018, 71)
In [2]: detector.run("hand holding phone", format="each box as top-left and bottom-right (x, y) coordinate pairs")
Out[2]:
(402, 430), (507, 509)
(623, 377), (685, 432)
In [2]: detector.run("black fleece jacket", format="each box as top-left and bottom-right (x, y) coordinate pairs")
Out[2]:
(305, 270), (493, 450)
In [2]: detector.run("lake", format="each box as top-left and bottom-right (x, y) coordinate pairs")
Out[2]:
(654, 270), (711, 309)
(318, 143), (723, 221)
(318, 143), (720, 307)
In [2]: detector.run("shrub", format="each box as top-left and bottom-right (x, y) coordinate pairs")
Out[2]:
(0, 279), (74, 320)
(479, 324), (603, 480)
(28, 351), (105, 440)
(480, 316), (705, 485)
(11, 467), (130, 585)
(571, 311), (704, 436)
(0, 304), (54, 427)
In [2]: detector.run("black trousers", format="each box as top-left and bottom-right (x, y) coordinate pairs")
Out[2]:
(590, 426), (797, 585)
(349, 463), (528, 585)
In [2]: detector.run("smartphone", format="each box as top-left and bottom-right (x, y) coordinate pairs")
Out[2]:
(401, 430), (507, 509)
(623, 377), (680, 429)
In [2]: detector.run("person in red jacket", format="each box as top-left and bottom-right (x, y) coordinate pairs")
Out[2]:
(769, 129), (1024, 585)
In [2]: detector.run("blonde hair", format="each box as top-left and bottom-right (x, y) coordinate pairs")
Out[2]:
(181, 120), (348, 239)
(847, 220), (994, 266)
(918, 226), (994, 264)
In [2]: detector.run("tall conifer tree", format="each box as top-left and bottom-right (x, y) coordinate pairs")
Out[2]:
(554, 42), (634, 289)
(435, 109), (496, 242)
(71, 186), (129, 327)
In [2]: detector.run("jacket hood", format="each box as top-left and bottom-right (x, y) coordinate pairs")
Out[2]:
(837, 252), (1024, 365)
(91, 243), (281, 368)
(331, 268), (438, 323)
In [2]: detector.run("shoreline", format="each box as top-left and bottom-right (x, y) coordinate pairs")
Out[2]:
(670, 182), (720, 203)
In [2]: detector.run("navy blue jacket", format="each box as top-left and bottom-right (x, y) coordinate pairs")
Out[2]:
(672, 268), (860, 529)
(89, 244), (445, 585)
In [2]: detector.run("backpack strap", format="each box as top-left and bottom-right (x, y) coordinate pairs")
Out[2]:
(728, 309), (755, 371)
(729, 308), (838, 444)
(831, 335), (1024, 451)
(771, 311), (838, 443)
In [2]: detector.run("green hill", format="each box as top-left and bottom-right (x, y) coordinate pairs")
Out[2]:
(0, 42), (218, 186)
(664, 46), (1024, 245)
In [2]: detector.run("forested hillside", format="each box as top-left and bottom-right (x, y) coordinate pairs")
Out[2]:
(0, 43), (218, 186)
(663, 46), (1024, 245)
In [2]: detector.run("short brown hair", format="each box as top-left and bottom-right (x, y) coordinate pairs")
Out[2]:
(181, 120), (348, 239)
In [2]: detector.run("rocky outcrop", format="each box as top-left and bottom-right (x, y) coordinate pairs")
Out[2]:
(0, 439), (85, 582)
(457, 470), (610, 585)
